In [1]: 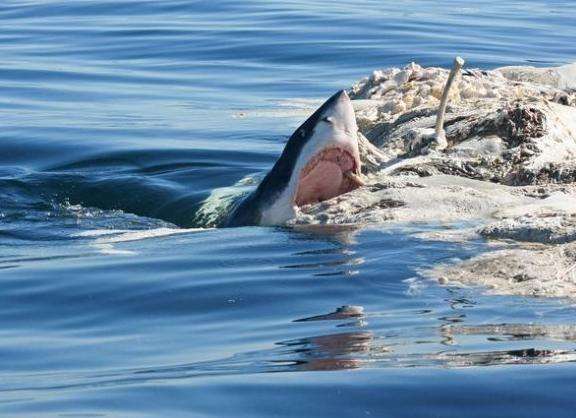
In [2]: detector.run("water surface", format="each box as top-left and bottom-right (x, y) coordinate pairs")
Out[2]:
(1, 0), (576, 416)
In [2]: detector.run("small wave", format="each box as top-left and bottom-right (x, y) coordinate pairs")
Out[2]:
(192, 173), (260, 227)
(77, 227), (207, 244)
(232, 98), (322, 119)
(2, 325), (576, 395)
(75, 227), (209, 255)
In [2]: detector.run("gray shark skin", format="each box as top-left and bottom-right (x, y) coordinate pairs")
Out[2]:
(225, 90), (360, 227)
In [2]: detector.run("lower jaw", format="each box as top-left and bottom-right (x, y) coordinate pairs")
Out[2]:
(294, 169), (363, 207)
(293, 147), (363, 207)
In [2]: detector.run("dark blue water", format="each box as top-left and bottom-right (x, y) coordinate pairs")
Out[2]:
(2, 1), (576, 416)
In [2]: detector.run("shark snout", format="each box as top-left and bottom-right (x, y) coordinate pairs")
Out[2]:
(324, 90), (358, 135)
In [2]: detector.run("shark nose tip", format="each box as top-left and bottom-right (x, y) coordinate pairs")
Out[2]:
(329, 89), (350, 104)
(337, 89), (350, 101)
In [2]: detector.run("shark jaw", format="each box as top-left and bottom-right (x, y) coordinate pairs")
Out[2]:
(295, 146), (363, 206)
(260, 90), (362, 225)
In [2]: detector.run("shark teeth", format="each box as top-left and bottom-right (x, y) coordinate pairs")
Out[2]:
(344, 171), (366, 187)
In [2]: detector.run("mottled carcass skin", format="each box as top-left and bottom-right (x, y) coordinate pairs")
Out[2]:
(294, 62), (576, 226)
(289, 62), (576, 299)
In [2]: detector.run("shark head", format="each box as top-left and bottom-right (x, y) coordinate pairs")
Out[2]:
(225, 90), (361, 226)
(290, 90), (361, 206)
(231, 90), (361, 226)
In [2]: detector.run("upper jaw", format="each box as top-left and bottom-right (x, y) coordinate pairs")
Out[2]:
(316, 90), (361, 169)
(324, 90), (358, 133)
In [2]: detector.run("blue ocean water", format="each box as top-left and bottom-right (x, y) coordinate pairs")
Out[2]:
(1, 0), (576, 416)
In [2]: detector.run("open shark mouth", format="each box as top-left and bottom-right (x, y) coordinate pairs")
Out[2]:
(295, 146), (363, 206)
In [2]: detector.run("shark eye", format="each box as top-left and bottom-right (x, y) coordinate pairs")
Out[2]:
(321, 116), (333, 124)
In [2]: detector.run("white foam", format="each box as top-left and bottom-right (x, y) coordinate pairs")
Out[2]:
(194, 174), (259, 226)
(79, 227), (209, 255)
(75, 229), (132, 237)
(92, 227), (206, 244)
(93, 243), (137, 256)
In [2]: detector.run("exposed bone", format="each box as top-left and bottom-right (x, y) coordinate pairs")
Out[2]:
(435, 56), (465, 140)
(294, 61), (576, 299)
(399, 57), (466, 154)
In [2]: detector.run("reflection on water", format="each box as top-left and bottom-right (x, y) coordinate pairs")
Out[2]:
(1, 216), (575, 396)
(2, 300), (576, 396)
(294, 305), (365, 322)
(445, 323), (576, 343)
(279, 331), (376, 371)
(283, 225), (364, 277)
(431, 348), (576, 367)
(281, 308), (576, 371)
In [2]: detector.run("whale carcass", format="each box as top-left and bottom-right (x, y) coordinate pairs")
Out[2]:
(298, 61), (576, 298)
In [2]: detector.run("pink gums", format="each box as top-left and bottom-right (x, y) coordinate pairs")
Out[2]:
(295, 148), (360, 206)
